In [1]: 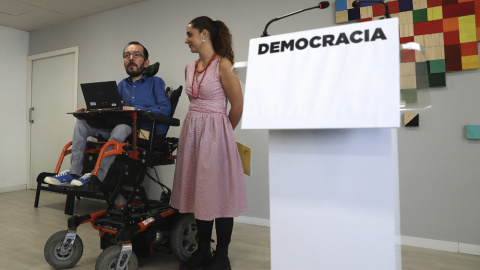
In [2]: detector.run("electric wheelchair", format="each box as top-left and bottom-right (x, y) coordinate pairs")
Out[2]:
(39, 63), (198, 269)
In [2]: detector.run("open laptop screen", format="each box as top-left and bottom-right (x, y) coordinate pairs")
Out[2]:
(80, 81), (123, 111)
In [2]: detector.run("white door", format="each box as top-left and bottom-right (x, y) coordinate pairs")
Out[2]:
(28, 47), (78, 189)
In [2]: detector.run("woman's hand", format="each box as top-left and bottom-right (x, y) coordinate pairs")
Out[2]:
(75, 105), (87, 112)
(219, 59), (243, 129)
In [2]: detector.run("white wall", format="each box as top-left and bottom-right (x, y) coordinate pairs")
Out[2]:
(25, 0), (480, 250)
(0, 26), (29, 192)
(398, 66), (480, 248)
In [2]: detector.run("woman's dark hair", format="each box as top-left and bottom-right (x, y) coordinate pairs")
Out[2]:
(124, 41), (149, 60)
(189, 16), (234, 64)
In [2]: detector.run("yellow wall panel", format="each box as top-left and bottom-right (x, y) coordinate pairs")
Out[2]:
(459, 15), (476, 43)
(462, 55), (479, 70)
(427, 7), (443, 21)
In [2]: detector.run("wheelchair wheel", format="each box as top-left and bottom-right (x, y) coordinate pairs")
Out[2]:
(44, 230), (83, 269)
(170, 213), (198, 262)
(95, 245), (138, 270)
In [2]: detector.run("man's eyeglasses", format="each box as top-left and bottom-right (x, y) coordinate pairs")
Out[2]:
(123, 52), (145, 59)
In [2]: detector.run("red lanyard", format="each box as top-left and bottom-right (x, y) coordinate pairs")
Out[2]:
(192, 52), (217, 100)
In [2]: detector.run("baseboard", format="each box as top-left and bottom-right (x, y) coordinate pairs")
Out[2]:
(228, 223), (480, 256)
(235, 216), (270, 227)
(402, 235), (480, 256)
(459, 243), (480, 256)
(0, 185), (27, 194)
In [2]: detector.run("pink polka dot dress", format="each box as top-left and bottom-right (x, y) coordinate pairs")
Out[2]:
(171, 58), (248, 221)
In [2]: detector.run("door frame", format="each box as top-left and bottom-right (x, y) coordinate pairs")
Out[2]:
(26, 47), (79, 189)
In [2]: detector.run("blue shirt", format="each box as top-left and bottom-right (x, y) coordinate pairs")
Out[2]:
(118, 75), (171, 134)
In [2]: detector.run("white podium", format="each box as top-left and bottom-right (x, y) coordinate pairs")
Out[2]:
(269, 129), (400, 269)
(242, 19), (401, 269)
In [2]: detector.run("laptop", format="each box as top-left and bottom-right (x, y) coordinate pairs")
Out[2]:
(80, 81), (123, 111)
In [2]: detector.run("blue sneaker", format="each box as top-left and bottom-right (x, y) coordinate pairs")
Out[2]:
(44, 170), (75, 186)
(70, 173), (92, 187)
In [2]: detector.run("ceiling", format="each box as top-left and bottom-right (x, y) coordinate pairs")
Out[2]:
(0, 0), (147, 31)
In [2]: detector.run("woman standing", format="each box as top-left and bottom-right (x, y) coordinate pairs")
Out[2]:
(171, 16), (248, 270)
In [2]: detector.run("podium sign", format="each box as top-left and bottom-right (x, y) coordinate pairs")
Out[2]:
(242, 18), (400, 129)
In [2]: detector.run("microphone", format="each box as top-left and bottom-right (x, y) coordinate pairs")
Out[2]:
(351, 0), (391, 18)
(261, 1), (330, 37)
(318, 1), (330, 9)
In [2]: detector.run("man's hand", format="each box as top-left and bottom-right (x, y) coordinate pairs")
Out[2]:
(123, 106), (135, 110)
(75, 105), (87, 112)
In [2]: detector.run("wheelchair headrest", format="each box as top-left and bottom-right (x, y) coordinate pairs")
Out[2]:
(143, 62), (160, 77)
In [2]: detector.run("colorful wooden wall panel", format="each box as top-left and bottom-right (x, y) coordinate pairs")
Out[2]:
(403, 113), (419, 127)
(402, 88), (418, 103)
(466, 125), (480, 139)
(335, 0), (479, 93)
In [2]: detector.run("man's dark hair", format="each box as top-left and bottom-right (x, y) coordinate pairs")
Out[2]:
(124, 41), (149, 60)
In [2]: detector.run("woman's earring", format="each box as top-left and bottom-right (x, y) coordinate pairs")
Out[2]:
(202, 37), (206, 43)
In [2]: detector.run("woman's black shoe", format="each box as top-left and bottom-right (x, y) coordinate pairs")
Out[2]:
(207, 246), (231, 270)
(179, 242), (212, 270)
(208, 254), (231, 270)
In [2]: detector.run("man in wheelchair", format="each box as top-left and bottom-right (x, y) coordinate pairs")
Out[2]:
(44, 41), (171, 187)
(39, 42), (196, 270)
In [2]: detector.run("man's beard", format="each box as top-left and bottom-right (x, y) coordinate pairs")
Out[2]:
(126, 63), (144, 77)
